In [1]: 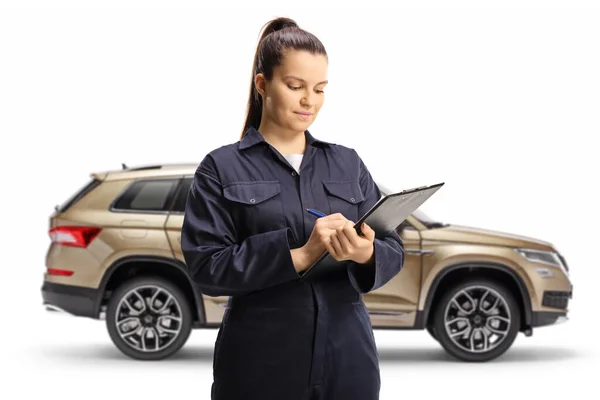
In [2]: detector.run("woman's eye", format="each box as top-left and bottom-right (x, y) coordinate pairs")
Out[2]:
(288, 85), (324, 94)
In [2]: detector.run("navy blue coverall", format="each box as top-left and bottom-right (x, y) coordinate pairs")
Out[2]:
(181, 126), (405, 400)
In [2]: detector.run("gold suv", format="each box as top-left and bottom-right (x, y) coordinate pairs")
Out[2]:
(42, 163), (573, 362)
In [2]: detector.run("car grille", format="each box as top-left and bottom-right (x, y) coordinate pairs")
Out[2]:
(542, 291), (571, 309)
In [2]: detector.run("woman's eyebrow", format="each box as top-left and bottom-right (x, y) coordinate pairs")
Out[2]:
(284, 75), (328, 85)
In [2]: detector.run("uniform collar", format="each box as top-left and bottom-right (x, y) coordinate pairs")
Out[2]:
(239, 126), (333, 151)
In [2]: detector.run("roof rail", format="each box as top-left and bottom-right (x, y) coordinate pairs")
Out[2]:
(126, 165), (163, 171)
(120, 162), (163, 171)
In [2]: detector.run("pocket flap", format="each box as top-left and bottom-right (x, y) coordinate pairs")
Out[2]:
(322, 180), (365, 204)
(223, 181), (281, 205)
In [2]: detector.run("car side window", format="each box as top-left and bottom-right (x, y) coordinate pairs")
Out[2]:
(112, 178), (179, 212)
(171, 178), (193, 213)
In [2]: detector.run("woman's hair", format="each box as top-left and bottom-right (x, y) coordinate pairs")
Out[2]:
(241, 17), (328, 138)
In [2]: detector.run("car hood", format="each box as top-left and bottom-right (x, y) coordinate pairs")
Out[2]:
(419, 224), (555, 251)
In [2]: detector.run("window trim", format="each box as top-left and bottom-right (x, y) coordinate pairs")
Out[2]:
(168, 175), (194, 215)
(58, 178), (102, 213)
(109, 177), (182, 214)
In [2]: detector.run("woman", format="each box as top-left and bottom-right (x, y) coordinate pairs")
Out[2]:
(181, 17), (405, 400)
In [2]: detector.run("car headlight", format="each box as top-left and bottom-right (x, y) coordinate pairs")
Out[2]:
(515, 248), (569, 276)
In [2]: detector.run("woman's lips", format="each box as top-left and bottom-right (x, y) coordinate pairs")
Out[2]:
(295, 112), (312, 119)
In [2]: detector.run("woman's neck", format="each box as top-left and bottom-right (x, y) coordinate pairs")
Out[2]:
(258, 121), (306, 155)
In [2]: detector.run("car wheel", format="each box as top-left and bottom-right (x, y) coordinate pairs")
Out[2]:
(432, 278), (520, 362)
(106, 275), (193, 361)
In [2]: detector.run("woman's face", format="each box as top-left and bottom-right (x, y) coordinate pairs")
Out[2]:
(257, 49), (328, 133)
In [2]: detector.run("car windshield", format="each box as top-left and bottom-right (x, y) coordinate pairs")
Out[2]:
(377, 182), (448, 229)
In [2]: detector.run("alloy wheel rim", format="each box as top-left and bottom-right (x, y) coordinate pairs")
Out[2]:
(444, 285), (511, 353)
(115, 285), (183, 352)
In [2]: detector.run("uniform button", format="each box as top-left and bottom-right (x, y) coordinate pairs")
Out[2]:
(250, 198), (256, 203)
(291, 171), (297, 176)
(350, 198), (355, 202)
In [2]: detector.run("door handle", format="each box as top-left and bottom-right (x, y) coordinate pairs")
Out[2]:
(406, 249), (435, 256)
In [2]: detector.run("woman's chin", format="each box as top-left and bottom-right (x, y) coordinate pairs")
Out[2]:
(290, 119), (313, 131)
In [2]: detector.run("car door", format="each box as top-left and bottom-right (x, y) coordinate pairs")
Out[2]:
(164, 175), (229, 325)
(109, 177), (179, 261)
(363, 219), (424, 328)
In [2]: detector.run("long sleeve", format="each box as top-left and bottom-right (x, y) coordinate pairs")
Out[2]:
(346, 151), (406, 294)
(180, 155), (300, 297)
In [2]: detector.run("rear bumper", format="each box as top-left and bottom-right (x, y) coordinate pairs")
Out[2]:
(41, 281), (99, 318)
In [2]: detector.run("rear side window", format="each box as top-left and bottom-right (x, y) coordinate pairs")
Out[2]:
(112, 178), (179, 212)
(58, 178), (102, 213)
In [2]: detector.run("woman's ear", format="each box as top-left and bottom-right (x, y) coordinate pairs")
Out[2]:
(255, 73), (266, 97)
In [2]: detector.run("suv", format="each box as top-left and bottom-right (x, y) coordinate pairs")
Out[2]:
(42, 163), (573, 362)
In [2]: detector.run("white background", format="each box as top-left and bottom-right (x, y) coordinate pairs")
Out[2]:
(1, 0), (599, 399)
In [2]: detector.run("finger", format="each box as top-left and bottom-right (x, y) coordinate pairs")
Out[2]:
(321, 213), (348, 222)
(362, 222), (375, 242)
(337, 225), (352, 254)
(328, 219), (349, 229)
(324, 238), (337, 259)
(316, 217), (348, 230)
(341, 221), (360, 247)
(330, 232), (343, 257)
(326, 237), (339, 260)
(331, 212), (348, 221)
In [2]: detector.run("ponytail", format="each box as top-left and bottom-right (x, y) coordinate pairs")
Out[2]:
(240, 17), (327, 139)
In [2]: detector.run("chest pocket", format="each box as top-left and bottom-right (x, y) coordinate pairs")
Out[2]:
(223, 181), (285, 238)
(322, 180), (365, 222)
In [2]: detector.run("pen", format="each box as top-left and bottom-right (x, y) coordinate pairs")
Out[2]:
(306, 208), (326, 218)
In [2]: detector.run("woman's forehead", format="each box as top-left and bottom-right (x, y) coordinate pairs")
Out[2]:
(276, 50), (328, 83)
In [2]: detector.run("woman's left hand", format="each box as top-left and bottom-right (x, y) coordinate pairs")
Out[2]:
(326, 220), (376, 264)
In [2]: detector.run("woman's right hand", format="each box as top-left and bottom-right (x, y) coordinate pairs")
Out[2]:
(302, 213), (349, 263)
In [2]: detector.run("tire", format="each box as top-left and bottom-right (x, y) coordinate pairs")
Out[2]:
(432, 278), (520, 362)
(426, 325), (438, 341)
(106, 275), (193, 361)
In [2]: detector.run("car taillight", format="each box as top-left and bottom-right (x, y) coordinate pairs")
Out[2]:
(49, 226), (102, 248)
(47, 268), (74, 276)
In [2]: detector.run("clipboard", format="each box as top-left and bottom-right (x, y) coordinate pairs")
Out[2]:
(299, 182), (445, 282)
